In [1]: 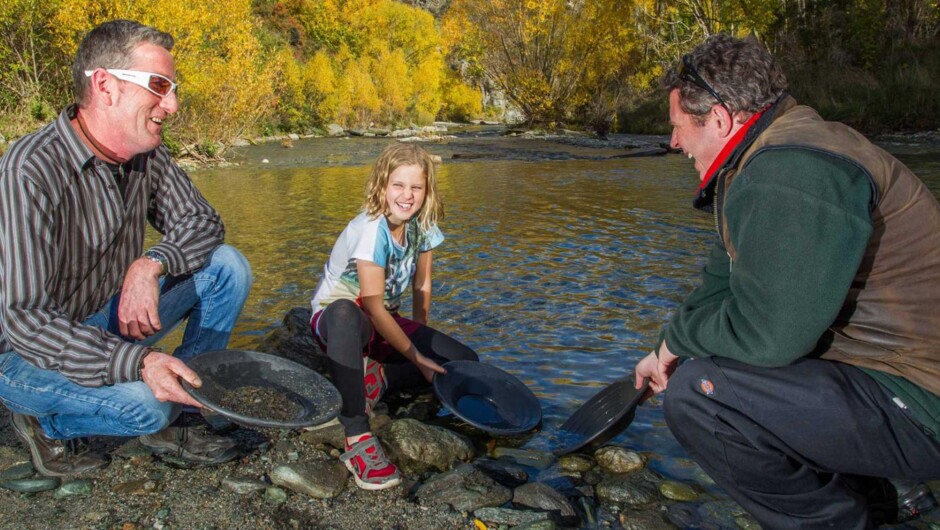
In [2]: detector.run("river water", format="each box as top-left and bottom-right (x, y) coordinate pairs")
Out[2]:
(185, 129), (940, 483)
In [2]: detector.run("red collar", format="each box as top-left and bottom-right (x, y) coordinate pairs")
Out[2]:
(697, 109), (767, 192)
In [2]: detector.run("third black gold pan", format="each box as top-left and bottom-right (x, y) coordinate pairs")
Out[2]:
(553, 374), (649, 456)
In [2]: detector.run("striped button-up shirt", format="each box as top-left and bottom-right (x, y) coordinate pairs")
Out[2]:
(0, 105), (225, 387)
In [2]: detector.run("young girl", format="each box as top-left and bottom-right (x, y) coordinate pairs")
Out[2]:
(310, 143), (478, 490)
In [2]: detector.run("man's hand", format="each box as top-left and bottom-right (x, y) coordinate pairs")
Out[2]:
(413, 352), (446, 383)
(118, 257), (163, 340)
(635, 340), (680, 395)
(140, 350), (203, 408)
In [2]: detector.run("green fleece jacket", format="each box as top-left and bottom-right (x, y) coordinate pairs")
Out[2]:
(664, 148), (940, 439)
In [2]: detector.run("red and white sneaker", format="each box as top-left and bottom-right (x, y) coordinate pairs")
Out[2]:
(340, 434), (401, 490)
(363, 358), (387, 416)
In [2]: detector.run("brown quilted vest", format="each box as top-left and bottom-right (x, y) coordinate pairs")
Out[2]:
(718, 97), (940, 394)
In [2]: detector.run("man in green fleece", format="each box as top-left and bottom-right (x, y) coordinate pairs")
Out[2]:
(635, 33), (940, 528)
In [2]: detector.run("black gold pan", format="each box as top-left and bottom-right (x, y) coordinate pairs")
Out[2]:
(181, 349), (342, 429)
(433, 360), (542, 436)
(553, 374), (649, 456)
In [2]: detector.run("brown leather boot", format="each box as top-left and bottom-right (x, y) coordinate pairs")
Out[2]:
(10, 413), (110, 477)
(139, 425), (240, 465)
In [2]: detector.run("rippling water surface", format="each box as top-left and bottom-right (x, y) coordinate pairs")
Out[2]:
(183, 133), (940, 478)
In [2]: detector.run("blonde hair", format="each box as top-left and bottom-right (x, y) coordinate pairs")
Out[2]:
(363, 143), (443, 231)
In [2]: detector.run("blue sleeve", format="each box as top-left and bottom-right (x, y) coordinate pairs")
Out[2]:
(422, 224), (444, 252)
(371, 227), (392, 268)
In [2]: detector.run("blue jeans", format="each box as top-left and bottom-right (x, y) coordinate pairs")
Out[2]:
(0, 244), (251, 440)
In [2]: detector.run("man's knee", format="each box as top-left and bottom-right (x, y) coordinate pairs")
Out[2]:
(115, 383), (175, 435)
(202, 244), (252, 298)
(134, 401), (174, 435)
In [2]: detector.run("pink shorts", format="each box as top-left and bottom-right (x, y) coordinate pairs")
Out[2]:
(311, 307), (422, 363)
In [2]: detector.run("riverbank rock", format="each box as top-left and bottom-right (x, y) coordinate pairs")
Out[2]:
(255, 307), (327, 372)
(473, 457), (529, 488)
(0, 461), (34, 480)
(382, 418), (474, 474)
(54, 479), (94, 499)
(512, 482), (578, 524)
(221, 475), (268, 495)
(595, 446), (645, 474)
(595, 468), (663, 510)
(1, 477), (60, 493)
(659, 480), (700, 502)
(618, 509), (674, 530)
(298, 418), (344, 449)
(491, 447), (556, 469)
(474, 506), (551, 526)
(399, 134), (457, 143)
(559, 454), (594, 473)
(326, 124), (345, 137)
(269, 460), (348, 498)
(415, 463), (512, 511)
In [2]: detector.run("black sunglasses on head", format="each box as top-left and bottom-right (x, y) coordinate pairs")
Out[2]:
(677, 54), (729, 112)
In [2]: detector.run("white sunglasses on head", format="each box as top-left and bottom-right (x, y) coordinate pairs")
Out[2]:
(84, 68), (178, 98)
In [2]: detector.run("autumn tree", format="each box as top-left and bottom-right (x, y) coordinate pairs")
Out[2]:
(444, 0), (642, 128)
(271, 0), (459, 128)
(0, 0), (72, 133)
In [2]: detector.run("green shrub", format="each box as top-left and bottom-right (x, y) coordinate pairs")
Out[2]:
(162, 130), (183, 158)
(195, 141), (218, 159)
(28, 98), (54, 122)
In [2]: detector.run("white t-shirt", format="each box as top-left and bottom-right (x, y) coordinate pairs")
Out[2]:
(311, 212), (444, 316)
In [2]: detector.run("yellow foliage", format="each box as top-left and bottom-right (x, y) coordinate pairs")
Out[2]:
(440, 73), (482, 122)
(273, 46), (306, 130)
(4, 0), (934, 141)
(339, 55), (381, 126)
(274, 0), (445, 128)
(0, 0), (71, 119)
(305, 50), (340, 124)
(412, 52), (444, 125)
(446, 0), (642, 125)
(372, 47), (412, 124)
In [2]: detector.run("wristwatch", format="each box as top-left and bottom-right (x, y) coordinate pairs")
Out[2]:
(143, 249), (168, 276)
(138, 346), (163, 380)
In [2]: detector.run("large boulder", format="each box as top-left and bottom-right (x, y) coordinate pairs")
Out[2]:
(255, 307), (328, 373)
(415, 463), (512, 512)
(270, 460), (348, 499)
(595, 469), (661, 509)
(382, 418), (474, 475)
(512, 482), (578, 524)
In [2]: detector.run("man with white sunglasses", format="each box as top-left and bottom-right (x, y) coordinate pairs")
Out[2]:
(0, 19), (252, 475)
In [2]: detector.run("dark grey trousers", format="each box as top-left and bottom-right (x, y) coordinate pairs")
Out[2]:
(664, 356), (940, 530)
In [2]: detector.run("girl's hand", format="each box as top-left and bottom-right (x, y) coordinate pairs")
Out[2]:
(414, 352), (446, 383)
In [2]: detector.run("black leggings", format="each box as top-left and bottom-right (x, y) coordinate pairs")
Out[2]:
(317, 299), (478, 436)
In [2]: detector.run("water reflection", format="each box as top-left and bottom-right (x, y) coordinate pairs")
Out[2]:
(186, 135), (940, 469)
